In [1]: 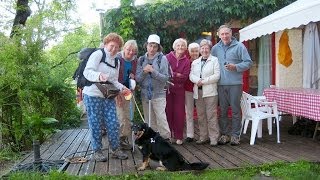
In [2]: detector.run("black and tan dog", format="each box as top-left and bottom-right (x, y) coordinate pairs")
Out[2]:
(132, 123), (209, 171)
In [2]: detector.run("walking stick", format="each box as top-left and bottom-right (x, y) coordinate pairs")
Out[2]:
(129, 79), (136, 152)
(147, 74), (153, 127)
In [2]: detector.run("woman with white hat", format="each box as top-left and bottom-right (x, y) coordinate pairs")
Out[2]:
(136, 34), (171, 140)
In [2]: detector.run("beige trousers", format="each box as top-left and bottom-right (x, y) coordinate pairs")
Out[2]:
(116, 95), (134, 138)
(195, 90), (219, 143)
(142, 97), (171, 139)
(185, 91), (195, 138)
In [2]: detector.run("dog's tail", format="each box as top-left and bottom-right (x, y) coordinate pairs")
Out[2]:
(184, 162), (209, 170)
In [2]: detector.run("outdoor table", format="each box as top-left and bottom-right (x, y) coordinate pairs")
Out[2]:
(263, 87), (320, 139)
(263, 87), (320, 121)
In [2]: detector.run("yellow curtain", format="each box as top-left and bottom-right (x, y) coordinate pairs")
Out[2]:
(278, 31), (293, 67)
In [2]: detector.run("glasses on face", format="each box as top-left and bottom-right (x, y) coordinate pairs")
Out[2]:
(125, 48), (136, 53)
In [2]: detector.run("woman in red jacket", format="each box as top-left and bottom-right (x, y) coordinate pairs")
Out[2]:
(165, 38), (191, 145)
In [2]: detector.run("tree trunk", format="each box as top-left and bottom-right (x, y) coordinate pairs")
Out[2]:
(10, 0), (31, 38)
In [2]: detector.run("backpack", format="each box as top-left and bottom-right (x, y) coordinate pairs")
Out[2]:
(73, 48), (118, 89)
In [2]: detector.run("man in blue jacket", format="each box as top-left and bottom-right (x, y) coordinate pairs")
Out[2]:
(211, 25), (252, 146)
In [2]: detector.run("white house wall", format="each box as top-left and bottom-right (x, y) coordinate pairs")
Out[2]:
(275, 29), (303, 88)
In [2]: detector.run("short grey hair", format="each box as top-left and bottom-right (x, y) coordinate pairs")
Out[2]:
(199, 39), (212, 48)
(172, 38), (187, 50)
(188, 42), (200, 53)
(123, 39), (138, 53)
(218, 24), (232, 33)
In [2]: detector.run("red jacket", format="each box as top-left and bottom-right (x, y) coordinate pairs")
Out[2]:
(184, 64), (193, 92)
(166, 51), (191, 91)
(117, 53), (138, 85)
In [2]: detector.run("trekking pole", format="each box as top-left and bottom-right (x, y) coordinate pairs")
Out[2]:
(129, 78), (135, 152)
(129, 97), (135, 152)
(147, 74), (153, 127)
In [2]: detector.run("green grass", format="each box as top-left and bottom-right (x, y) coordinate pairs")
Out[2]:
(4, 161), (320, 180)
(0, 147), (21, 162)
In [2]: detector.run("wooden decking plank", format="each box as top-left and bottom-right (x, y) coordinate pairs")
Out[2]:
(65, 129), (91, 175)
(107, 151), (123, 175)
(94, 135), (110, 175)
(19, 130), (69, 164)
(187, 144), (222, 168)
(78, 153), (95, 176)
(275, 140), (319, 161)
(61, 129), (88, 160)
(47, 129), (82, 161)
(258, 127), (320, 161)
(131, 146), (144, 174)
(203, 144), (245, 167)
(14, 116), (320, 176)
(216, 144), (259, 166)
(248, 143), (294, 162)
(40, 129), (75, 160)
(198, 145), (236, 168)
(235, 141), (282, 162)
(174, 144), (202, 163)
(225, 144), (270, 164)
(121, 150), (137, 174)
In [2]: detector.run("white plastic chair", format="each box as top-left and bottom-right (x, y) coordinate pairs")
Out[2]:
(243, 95), (273, 136)
(240, 92), (280, 145)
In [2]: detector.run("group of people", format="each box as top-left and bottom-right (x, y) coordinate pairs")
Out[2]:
(82, 24), (252, 162)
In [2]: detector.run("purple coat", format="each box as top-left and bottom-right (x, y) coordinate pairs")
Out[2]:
(166, 51), (191, 91)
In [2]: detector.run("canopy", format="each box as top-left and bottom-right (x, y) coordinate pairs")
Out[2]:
(239, 0), (320, 42)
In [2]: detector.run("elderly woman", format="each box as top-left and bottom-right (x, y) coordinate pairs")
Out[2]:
(165, 38), (191, 145)
(136, 34), (171, 140)
(184, 42), (200, 143)
(83, 33), (131, 161)
(116, 40), (138, 150)
(189, 39), (220, 146)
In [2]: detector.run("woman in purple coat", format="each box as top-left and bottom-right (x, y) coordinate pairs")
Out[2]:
(165, 38), (191, 145)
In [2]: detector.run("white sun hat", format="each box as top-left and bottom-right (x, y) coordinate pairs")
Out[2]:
(147, 34), (160, 44)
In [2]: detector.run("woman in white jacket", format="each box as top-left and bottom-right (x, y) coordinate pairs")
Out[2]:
(189, 39), (220, 146)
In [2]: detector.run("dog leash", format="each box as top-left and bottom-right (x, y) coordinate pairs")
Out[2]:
(132, 94), (146, 123)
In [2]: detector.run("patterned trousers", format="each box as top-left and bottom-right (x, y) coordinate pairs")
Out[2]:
(83, 94), (120, 151)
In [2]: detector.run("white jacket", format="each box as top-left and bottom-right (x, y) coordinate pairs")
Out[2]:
(83, 48), (124, 98)
(189, 55), (220, 99)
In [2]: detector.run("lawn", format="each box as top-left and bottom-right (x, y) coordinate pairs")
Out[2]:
(3, 161), (320, 180)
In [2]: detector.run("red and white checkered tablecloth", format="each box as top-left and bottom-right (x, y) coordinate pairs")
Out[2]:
(263, 87), (320, 121)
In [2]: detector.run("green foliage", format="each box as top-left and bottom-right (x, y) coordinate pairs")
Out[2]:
(0, 0), (90, 151)
(104, 0), (295, 54)
(6, 161), (320, 179)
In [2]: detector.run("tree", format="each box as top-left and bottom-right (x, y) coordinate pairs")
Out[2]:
(104, 0), (295, 54)
(0, 0), (85, 151)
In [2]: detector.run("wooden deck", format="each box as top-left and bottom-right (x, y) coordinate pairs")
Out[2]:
(16, 117), (320, 176)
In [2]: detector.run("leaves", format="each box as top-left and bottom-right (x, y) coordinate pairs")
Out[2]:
(104, 0), (295, 54)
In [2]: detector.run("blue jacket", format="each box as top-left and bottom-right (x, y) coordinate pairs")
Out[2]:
(136, 52), (169, 99)
(211, 37), (252, 85)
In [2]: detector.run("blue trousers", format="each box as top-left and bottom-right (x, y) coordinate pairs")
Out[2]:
(83, 94), (120, 151)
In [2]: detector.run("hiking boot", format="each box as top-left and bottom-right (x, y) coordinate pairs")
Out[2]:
(111, 148), (128, 160)
(196, 139), (210, 145)
(185, 137), (194, 143)
(93, 150), (108, 162)
(218, 135), (231, 145)
(120, 137), (132, 150)
(230, 136), (240, 146)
